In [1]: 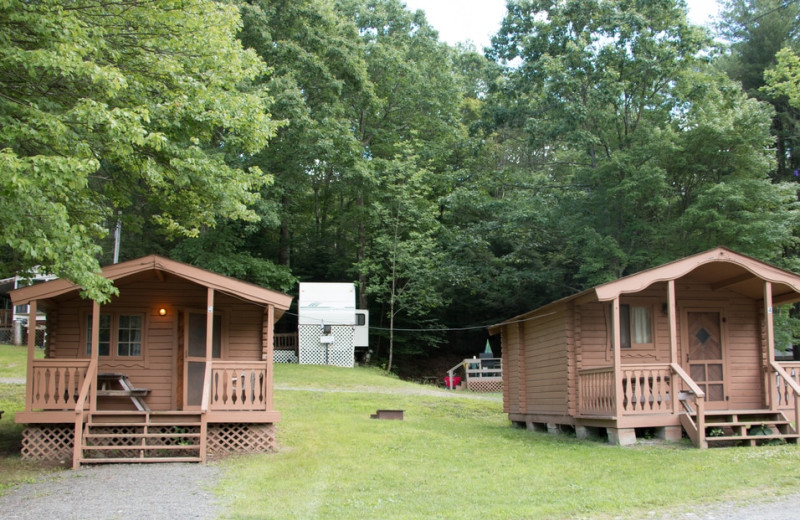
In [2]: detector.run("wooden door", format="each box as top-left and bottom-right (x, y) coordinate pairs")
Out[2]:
(686, 311), (727, 409)
(183, 311), (221, 409)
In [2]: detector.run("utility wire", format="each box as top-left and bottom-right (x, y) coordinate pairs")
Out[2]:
(282, 310), (556, 333)
(741, 0), (799, 25)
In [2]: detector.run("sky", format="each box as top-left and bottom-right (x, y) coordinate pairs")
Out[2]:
(402, 0), (720, 51)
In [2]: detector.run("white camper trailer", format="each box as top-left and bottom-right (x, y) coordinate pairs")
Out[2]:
(297, 283), (369, 367)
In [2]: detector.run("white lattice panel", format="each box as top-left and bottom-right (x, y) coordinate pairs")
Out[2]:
(299, 325), (354, 367)
(274, 351), (299, 363)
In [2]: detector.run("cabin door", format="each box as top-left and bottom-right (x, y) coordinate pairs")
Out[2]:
(685, 310), (727, 410)
(183, 311), (221, 410)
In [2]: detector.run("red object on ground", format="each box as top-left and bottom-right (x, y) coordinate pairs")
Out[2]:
(444, 376), (461, 389)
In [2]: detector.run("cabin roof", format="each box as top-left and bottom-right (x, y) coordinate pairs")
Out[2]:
(489, 247), (800, 334)
(9, 255), (293, 316)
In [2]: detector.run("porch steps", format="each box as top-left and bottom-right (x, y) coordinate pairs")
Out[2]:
(79, 411), (205, 465)
(703, 410), (800, 447)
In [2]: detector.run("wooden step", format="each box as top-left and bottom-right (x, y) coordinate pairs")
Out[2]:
(706, 419), (791, 428)
(85, 432), (201, 440)
(707, 433), (800, 441)
(700, 409), (800, 447)
(81, 456), (201, 464)
(82, 444), (199, 451)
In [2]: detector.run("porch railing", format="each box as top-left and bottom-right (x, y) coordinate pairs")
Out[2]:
(208, 361), (268, 411)
(274, 333), (298, 351)
(29, 359), (91, 410)
(577, 366), (615, 416)
(578, 364), (671, 416)
(620, 364), (672, 414)
(771, 361), (800, 425)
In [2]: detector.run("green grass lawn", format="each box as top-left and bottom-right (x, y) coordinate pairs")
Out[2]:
(0, 344), (56, 490)
(2, 347), (800, 518)
(219, 364), (800, 520)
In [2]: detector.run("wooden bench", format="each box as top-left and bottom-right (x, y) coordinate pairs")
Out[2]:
(97, 373), (151, 411)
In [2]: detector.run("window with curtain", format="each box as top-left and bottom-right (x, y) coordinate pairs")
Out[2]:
(611, 304), (653, 349)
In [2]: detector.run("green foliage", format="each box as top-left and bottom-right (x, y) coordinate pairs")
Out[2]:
(764, 48), (800, 109)
(716, 0), (800, 181)
(480, 0), (799, 295)
(0, 0), (279, 300)
(171, 225), (297, 292)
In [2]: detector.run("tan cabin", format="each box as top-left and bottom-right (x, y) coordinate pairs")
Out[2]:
(489, 248), (800, 448)
(10, 255), (292, 467)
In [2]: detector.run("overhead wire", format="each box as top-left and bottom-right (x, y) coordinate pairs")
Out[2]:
(282, 309), (556, 333)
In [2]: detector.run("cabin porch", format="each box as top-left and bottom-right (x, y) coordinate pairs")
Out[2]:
(569, 361), (800, 447)
(16, 357), (279, 467)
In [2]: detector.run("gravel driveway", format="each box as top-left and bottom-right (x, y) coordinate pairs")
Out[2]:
(3, 459), (800, 519)
(0, 463), (223, 519)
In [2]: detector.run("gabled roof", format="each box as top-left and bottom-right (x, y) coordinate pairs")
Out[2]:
(10, 255), (292, 315)
(489, 247), (800, 333)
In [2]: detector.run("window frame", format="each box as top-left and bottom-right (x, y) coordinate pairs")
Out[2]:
(609, 302), (655, 350)
(84, 310), (147, 361)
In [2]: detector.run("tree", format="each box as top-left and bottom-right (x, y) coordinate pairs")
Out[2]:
(716, 0), (800, 180)
(482, 0), (798, 292)
(357, 157), (447, 372)
(0, 0), (279, 300)
(764, 47), (800, 109)
(236, 0), (370, 280)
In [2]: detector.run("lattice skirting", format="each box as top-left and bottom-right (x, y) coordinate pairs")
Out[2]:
(298, 325), (354, 367)
(467, 380), (503, 393)
(206, 423), (277, 459)
(21, 425), (74, 463)
(274, 350), (299, 363)
(22, 423), (276, 463)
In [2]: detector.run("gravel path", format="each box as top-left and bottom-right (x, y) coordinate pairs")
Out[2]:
(657, 494), (800, 520)
(0, 463), (223, 519)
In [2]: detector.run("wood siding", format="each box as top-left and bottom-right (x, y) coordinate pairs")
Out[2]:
(45, 278), (266, 412)
(501, 281), (768, 422)
(501, 305), (570, 417)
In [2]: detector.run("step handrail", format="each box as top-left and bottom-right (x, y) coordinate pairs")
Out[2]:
(670, 363), (706, 448)
(72, 357), (98, 469)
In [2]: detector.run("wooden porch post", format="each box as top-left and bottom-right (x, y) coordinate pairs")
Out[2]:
(612, 296), (623, 416)
(517, 321), (527, 414)
(667, 280), (678, 413)
(205, 288), (215, 361)
(265, 304), (275, 411)
(764, 282), (777, 411)
(90, 300), (100, 410)
(25, 300), (36, 412)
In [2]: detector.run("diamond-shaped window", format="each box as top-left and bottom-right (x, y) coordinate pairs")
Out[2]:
(695, 328), (710, 344)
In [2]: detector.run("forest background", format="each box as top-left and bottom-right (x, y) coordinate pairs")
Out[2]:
(3, 0), (800, 375)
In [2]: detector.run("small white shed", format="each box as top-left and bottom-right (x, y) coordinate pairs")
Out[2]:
(297, 283), (369, 367)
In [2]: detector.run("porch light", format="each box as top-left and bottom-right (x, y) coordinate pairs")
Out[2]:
(158, 307), (167, 316)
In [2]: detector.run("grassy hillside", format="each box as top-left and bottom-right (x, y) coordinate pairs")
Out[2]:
(218, 364), (800, 519)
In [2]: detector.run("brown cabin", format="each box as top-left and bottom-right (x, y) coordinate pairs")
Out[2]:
(489, 247), (800, 448)
(10, 255), (292, 467)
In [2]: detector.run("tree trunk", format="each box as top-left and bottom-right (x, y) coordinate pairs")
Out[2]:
(278, 194), (291, 267)
(357, 194), (368, 309)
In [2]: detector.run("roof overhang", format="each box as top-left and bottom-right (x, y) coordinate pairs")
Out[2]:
(489, 247), (800, 334)
(9, 255), (293, 316)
